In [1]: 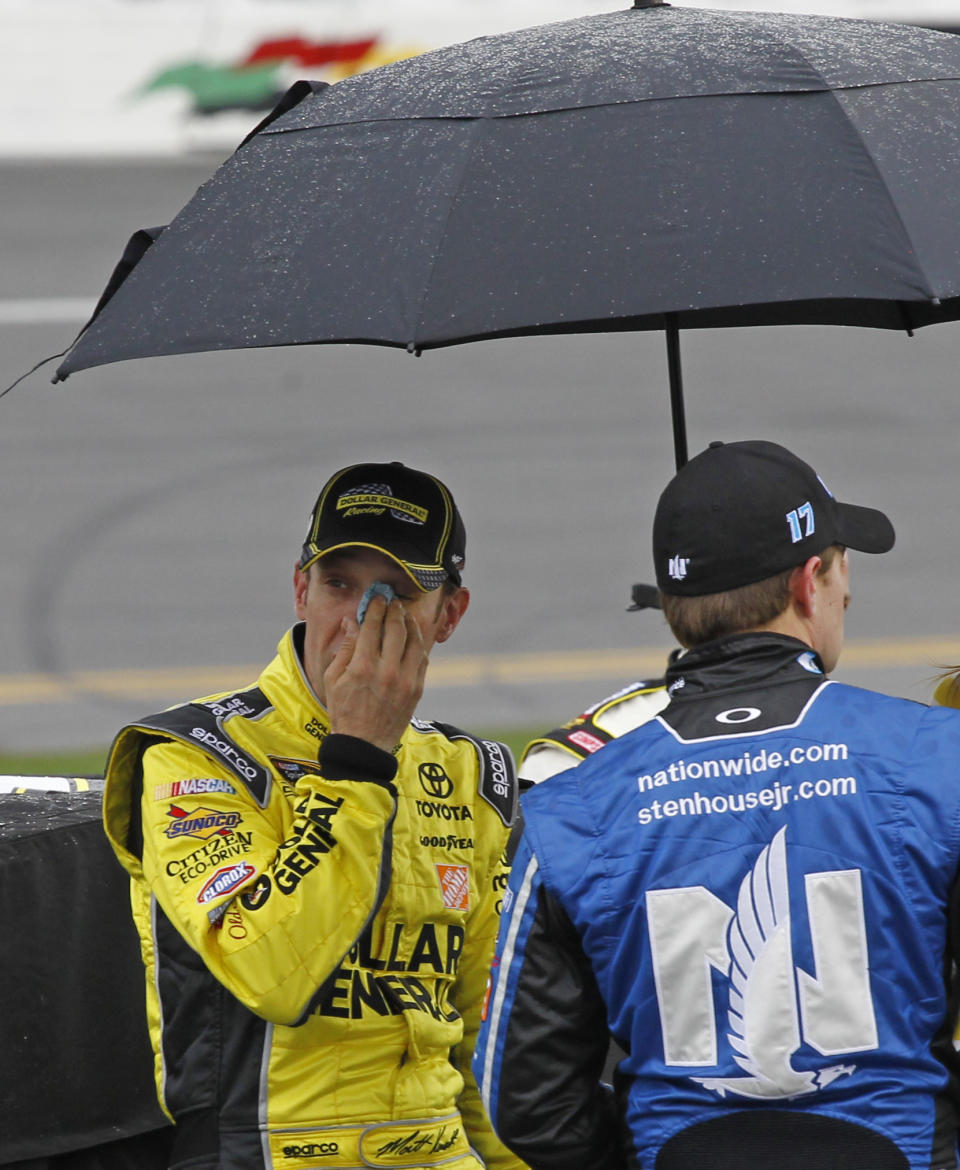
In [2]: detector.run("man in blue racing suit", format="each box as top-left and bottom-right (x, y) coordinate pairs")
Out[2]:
(475, 439), (960, 1170)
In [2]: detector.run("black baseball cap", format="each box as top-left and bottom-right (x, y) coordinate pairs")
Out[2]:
(299, 462), (466, 591)
(654, 440), (894, 597)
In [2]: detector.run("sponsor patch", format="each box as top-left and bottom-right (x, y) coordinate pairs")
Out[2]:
(568, 729), (607, 754)
(436, 863), (470, 911)
(166, 831), (254, 882)
(200, 695), (259, 720)
(132, 687), (274, 806)
(415, 798), (472, 822)
(269, 755), (323, 783)
(281, 1142), (340, 1159)
(197, 862), (257, 905)
(337, 484), (428, 526)
(419, 762), (453, 799)
(217, 905), (249, 940)
(153, 777), (237, 801)
(421, 834), (474, 850)
(164, 804), (243, 841)
(304, 717), (327, 743)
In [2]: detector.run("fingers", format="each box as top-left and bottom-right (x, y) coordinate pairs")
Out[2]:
(323, 615), (359, 691)
(324, 595), (427, 752)
(354, 594), (420, 660)
(399, 606), (429, 689)
(362, 597), (428, 692)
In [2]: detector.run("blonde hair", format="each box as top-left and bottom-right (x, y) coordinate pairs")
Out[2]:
(661, 545), (842, 649)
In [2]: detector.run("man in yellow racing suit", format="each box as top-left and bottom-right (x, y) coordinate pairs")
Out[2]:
(102, 461), (527, 1170)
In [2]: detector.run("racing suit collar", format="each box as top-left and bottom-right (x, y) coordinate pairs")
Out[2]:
(260, 623), (332, 736)
(664, 633), (825, 701)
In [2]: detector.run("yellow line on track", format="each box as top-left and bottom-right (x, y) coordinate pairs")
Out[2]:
(0, 636), (957, 708)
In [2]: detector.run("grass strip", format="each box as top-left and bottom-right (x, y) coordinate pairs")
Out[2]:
(0, 726), (539, 779)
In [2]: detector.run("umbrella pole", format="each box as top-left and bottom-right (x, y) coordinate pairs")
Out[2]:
(665, 313), (688, 469)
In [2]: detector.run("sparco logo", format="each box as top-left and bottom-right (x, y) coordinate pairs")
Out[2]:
(282, 1142), (339, 1158)
(189, 728), (258, 781)
(419, 762), (453, 799)
(481, 741), (510, 799)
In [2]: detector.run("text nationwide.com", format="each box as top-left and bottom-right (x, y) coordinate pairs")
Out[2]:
(638, 742), (849, 793)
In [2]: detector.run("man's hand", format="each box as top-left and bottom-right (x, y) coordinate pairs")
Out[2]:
(323, 594), (428, 752)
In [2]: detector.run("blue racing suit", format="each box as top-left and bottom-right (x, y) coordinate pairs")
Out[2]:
(475, 633), (960, 1170)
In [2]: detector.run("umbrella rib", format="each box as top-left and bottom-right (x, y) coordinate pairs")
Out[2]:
(748, 27), (943, 304)
(405, 116), (490, 351)
(821, 86), (940, 303)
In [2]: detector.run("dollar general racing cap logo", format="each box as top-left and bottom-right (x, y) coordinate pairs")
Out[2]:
(419, 762), (453, 799)
(337, 482), (428, 525)
(436, 864), (470, 911)
(164, 804), (243, 841)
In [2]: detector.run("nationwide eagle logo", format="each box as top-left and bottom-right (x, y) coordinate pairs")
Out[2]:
(646, 826), (878, 1102)
(692, 828), (858, 1099)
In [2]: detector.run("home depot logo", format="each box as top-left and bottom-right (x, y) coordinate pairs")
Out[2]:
(436, 864), (469, 911)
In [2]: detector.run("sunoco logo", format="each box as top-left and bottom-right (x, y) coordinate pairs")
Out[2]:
(419, 762), (453, 799)
(164, 805), (241, 841)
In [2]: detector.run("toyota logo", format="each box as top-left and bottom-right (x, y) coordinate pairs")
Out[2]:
(419, 762), (453, 798)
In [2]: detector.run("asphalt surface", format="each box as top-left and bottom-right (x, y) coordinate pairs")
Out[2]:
(2, 159), (960, 754)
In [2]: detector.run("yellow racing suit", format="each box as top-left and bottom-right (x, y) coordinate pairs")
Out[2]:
(103, 624), (526, 1170)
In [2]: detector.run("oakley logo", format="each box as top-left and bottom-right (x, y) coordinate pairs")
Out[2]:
(668, 556), (691, 581)
(715, 707), (762, 725)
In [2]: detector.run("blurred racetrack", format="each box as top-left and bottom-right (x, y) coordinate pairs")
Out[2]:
(2, 159), (960, 753)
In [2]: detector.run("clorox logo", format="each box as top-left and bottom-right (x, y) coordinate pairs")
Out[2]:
(196, 862), (257, 905)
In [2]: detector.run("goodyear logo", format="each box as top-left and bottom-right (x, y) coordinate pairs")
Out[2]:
(337, 492), (427, 524)
(164, 804), (242, 841)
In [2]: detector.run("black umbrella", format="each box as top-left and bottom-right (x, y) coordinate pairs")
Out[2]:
(54, 2), (960, 468)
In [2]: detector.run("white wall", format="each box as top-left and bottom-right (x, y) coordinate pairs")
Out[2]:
(1, 0), (951, 157)
(0, 0), (613, 156)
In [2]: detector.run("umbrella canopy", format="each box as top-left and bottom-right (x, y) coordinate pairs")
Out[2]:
(55, 3), (960, 464)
